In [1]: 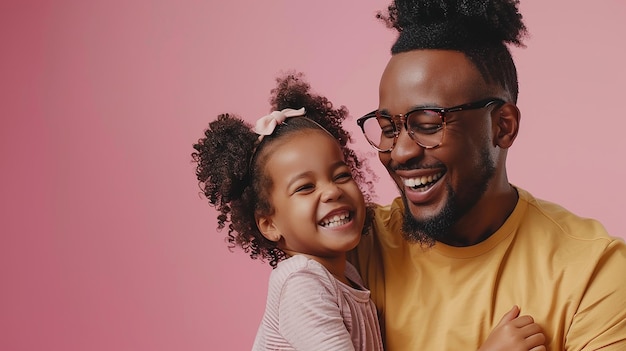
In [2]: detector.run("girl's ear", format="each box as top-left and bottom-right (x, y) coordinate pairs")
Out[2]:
(256, 215), (282, 242)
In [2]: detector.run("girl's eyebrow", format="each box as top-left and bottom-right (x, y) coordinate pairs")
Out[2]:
(286, 171), (314, 190)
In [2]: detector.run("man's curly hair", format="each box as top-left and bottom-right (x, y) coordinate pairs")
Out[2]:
(378, 0), (528, 102)
(192, 72), (376, 268)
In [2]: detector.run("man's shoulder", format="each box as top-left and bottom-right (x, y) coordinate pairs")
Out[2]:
(369, 197), (406, 244)
(517, 187), (617, 243)
(372, 197), (404, 226)
(371, 197), (403, 218)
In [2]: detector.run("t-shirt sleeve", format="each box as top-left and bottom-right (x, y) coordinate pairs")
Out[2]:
(277, 269), (355, 351)
(566, 238), (626, 350)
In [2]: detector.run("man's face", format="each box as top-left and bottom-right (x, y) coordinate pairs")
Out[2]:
(377, 50), (502, 245)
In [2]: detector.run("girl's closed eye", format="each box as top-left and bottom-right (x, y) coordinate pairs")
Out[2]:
(334, 166), (354, 183)
(293, 183), (315, 194)
(334, 172), (353, 183)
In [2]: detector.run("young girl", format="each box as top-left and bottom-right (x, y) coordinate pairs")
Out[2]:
(192, 73), (545, 351)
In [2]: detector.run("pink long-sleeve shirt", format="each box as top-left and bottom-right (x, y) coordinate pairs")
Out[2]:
(252, 255), (384, 351)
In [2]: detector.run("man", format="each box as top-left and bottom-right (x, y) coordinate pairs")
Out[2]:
(350, 0), (626, 350)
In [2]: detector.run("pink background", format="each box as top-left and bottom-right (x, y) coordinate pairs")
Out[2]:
(1, 1), (625, 350)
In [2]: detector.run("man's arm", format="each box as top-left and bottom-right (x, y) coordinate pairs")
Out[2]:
(566, 239), (626, 350)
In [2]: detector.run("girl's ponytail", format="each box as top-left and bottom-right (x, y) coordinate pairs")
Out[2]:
(192, 113), (257, 230)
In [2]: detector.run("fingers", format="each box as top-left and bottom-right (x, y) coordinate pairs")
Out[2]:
(495, 305), (520, 327)
(518, 321), (542, 337)
(510, 314), (534, 328)
(522, 324), (546, 349)
(525, 331), (546, 348)
(485, 307), (546, 351)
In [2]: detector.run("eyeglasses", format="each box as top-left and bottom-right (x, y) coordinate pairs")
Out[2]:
(357, 98), (505, 152)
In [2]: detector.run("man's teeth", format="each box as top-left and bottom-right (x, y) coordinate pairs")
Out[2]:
(320, 212), (351, 228)
(403, 173), (442, 188)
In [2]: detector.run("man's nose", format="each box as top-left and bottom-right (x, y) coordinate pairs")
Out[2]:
(390, 128), (425, 164)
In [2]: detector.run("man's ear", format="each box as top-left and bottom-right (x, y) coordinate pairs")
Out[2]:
(493, 102), (520, 149)
(256, 215), (282, 242)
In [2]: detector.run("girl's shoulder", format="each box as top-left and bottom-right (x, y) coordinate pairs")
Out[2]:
(273, 255), (331, 280)
(267, 255), (337, 297)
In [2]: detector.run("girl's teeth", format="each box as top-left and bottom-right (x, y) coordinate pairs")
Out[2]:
(321, 213), (350, 227)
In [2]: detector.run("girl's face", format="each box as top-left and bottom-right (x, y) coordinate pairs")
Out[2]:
(256, 130), (366, 261)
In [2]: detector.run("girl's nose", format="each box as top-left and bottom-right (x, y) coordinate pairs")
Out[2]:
(320, 183), (342, 202)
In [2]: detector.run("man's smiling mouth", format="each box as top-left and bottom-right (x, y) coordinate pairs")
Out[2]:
(403, 172), (443, 192)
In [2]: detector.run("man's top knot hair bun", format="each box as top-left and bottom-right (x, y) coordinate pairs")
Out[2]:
(378, 0), (528, 54)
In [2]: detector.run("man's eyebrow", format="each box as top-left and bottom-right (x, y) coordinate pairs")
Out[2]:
(378, 102), (441, 115)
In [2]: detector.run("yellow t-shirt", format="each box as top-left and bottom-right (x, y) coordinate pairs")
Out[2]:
(350, 187), (626, 351)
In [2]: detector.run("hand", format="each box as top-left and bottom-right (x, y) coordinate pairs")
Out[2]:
(478, 305), (546, 351)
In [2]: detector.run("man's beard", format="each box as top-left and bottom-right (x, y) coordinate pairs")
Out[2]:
(400, 148), (496, 246)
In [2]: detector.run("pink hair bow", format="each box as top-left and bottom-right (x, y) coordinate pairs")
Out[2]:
(253, 107), (306, 141)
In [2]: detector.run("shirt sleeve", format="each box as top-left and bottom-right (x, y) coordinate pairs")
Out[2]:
(278, 269), (355, 351)
(566, 239), (626, 350)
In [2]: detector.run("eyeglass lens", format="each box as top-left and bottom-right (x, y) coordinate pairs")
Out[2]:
(361, 110), (443, 150)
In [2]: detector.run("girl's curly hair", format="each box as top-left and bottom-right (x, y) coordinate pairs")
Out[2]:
(192, 72), (376, 268)
(378, 0), (528, 102)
